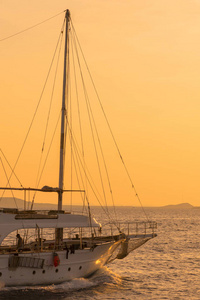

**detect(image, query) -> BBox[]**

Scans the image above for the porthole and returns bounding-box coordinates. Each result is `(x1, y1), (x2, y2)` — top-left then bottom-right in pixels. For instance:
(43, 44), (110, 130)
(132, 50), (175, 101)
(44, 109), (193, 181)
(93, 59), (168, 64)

(42, 270), (45, 274)
(55, 269), (59, 273)
(33, 271), (36, 275)
(79, 266), (82, 270)
(68, 267), (71, 271)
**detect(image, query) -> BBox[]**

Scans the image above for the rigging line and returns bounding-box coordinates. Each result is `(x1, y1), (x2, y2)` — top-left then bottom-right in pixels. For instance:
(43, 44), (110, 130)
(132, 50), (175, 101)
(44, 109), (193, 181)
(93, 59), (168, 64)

(0, 149), (23, 188)
(67, 62), (73, 211)
(35, 21), (65, 190)
(71, 24), (101, 213)
(67, 122), (99, 199)
(2, 22), (65, 201)
(31, 112), (61, 210)
(70, 29), (87, 212)
(67, 117), (99, 217)
(72, 143), (113, 224)
(71, 30), (84, 158)
(71, 29), (109, 215)
(0, 160), (27, 233)
(42, 22), (65, 153)
(68, 130), (87, 210)
(87, 199), (94, 237)
(70, 87), (76, 212)
(0, 11), (65, 42)
(84, 98), (119, 223)
(66, 107), (96, 216)
(67, 124), (104, 202)
(0, 157), (18, 208)
(63, 30), (71, 183)
(71, 20), (149, 221)
(70, 47), (119, 221)
(65, 102), (118, 226)
(84, 84), (109, 212)
(72, 52), (119, 221)
(71, 24), (113, 212)
(67, 122), (118, 227)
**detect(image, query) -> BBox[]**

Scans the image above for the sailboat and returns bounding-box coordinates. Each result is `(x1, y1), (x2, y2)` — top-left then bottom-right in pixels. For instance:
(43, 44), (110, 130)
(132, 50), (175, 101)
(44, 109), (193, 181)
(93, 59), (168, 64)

(0, 10), (157, 287)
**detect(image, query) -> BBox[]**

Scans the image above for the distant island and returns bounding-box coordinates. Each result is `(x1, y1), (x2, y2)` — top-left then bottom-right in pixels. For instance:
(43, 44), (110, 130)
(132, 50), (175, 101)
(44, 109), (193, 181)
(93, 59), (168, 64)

(160, 203), (194, 209)
(0, 198), (198, 210)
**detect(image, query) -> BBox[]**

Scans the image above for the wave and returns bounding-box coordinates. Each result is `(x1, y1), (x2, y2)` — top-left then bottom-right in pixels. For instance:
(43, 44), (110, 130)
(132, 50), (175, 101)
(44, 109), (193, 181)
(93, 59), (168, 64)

(0, 267), (122, 299)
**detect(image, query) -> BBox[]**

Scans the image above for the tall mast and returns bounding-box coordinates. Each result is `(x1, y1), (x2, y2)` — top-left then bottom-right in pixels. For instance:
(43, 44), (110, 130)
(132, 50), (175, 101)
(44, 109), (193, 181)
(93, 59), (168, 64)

(58, 10), (70, 210)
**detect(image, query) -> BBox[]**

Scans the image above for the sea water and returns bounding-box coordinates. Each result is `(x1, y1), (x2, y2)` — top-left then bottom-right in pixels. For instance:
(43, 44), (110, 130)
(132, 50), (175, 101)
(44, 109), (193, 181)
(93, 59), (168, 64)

(0, 207), (200, 300)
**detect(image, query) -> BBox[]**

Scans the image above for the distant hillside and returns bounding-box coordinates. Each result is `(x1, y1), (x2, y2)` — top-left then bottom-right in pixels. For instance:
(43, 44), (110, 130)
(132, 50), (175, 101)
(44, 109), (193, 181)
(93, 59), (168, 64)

(0, 198), (24, 209)
(161, 203), (194, 209)
(0, 197), (71, 211)
(0, 198), (196, 210)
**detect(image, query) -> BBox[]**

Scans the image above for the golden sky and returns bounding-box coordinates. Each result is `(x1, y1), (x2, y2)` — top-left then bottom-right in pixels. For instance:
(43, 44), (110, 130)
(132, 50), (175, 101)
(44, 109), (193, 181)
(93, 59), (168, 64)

(1, 0), (200, 207)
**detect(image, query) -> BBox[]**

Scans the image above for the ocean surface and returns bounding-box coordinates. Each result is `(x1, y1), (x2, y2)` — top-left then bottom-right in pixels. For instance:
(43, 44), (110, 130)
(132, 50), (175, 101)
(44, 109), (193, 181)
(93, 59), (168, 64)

(0, 207), (199, 300)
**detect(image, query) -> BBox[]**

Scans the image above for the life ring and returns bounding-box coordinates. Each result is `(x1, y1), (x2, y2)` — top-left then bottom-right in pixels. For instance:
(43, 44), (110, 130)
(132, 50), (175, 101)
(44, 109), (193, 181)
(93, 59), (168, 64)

(53, 252), (60, 267)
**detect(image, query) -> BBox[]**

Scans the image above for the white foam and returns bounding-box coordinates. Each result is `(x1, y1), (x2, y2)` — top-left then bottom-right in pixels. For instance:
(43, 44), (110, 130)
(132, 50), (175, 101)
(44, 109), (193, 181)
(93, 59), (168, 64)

(0, 277), (97, 292)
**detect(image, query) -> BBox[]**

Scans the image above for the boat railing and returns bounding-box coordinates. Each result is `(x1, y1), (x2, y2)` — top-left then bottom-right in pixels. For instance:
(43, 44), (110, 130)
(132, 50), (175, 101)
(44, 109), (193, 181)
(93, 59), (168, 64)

(101, 221), (157, 238)
(0, 221), (157, 254)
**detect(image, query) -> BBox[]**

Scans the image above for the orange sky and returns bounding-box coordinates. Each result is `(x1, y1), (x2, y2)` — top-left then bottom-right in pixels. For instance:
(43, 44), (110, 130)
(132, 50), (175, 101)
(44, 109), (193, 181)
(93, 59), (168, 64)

(1, 1), (200, 207)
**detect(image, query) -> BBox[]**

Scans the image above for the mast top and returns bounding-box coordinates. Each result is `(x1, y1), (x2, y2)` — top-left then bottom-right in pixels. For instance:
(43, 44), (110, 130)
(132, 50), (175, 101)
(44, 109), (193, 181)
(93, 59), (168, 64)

(65, 9), (70, 19)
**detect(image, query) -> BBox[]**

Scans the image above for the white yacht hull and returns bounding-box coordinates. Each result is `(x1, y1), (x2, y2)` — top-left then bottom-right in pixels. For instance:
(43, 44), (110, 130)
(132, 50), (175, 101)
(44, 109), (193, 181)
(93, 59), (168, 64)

(0, 241), (120, 287)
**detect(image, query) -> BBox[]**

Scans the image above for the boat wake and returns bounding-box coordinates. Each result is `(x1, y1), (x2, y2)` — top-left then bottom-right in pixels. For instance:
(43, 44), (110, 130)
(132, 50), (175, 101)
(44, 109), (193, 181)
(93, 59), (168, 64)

(0, 267), (122, 299)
